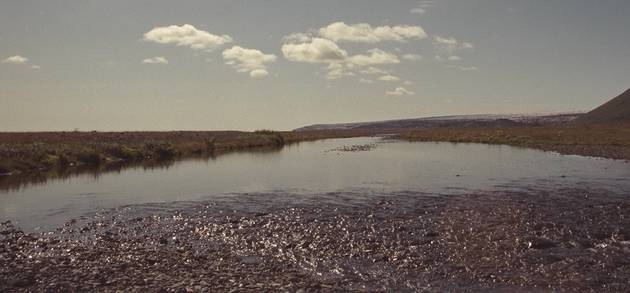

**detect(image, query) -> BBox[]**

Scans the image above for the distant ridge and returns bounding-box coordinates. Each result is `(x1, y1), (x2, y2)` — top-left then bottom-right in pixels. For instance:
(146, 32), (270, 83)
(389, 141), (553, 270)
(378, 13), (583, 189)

(574, 88), (630, 124)
(294, 113), (581, 131)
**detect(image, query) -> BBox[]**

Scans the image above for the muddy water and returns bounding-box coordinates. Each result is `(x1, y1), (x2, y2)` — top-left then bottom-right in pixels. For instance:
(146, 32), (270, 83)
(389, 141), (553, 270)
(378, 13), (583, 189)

(1, 137), (629, 231)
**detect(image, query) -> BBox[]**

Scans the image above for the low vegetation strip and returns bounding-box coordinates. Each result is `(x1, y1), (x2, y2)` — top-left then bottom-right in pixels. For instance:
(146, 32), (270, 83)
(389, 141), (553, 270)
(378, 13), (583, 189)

(0, 130), (375, 176)
(396, 124), (630, 161)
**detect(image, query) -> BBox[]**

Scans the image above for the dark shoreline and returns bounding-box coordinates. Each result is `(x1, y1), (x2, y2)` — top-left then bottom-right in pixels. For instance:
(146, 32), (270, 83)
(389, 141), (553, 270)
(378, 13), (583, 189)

(2, 188), (629, 292)
(0, 130), (378, 178)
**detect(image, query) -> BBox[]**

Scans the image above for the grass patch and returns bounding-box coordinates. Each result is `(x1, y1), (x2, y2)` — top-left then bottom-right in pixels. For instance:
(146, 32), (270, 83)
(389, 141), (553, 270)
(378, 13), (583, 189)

(396, 123), (630, 160)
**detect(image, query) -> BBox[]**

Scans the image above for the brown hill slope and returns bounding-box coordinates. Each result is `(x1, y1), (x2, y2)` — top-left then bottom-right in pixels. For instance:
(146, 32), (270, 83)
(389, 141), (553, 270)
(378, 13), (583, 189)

(574, 88), (630, 123)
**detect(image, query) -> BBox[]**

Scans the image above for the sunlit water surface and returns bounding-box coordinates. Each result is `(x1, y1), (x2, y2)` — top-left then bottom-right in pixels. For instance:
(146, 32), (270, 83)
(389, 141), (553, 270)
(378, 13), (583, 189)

(1, 137), (629, 231)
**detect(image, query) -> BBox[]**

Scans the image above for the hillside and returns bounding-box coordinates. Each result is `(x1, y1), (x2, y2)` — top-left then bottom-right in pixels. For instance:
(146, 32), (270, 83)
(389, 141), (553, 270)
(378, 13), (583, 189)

(574, 88), (630, 124)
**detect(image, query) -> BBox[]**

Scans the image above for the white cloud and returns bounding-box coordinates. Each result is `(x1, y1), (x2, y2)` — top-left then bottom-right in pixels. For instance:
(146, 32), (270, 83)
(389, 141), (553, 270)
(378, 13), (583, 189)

(446, 65), (479, 71)
(325, 62), (357, 80)
(359, 67), (389, 75)
(29, 65), (41, 70)
(378, 74), (400, 81)
(142, 56), (168, 64)
(402, 54), (423, 61)
(448, 55), (461, 61)
(434, 36), (458, 52)
(282, 24), (423, 81)
(460, 66), (479, 71)
(386, 87), (415, 96)
(143, 24), (232, 51)
(282, 33), (312, 44)
(326, 67), (355, 80)
(347, 49), (400, 66)
(249, 69), (269, 78)
(410, 8), (427, 15)
(411, 1), (436, 15)
(434, 36), (474, 53)
(359, 78), (373, 84)
(222, 46), (276, 77)
(282, 37), (348, 63)
(318, 22), (427, 43)
(2, 55), (29, 64)
(403, 80), (413, 85)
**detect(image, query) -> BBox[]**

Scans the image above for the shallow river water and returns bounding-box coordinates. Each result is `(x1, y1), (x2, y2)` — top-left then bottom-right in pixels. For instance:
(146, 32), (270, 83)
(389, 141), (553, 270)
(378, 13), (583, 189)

(1, 137), (629, 231)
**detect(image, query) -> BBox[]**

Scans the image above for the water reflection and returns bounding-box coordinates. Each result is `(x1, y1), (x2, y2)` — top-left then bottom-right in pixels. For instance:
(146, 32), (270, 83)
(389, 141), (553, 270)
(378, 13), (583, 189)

(0, 145), (285, 192)
(1, 137), (629, 231)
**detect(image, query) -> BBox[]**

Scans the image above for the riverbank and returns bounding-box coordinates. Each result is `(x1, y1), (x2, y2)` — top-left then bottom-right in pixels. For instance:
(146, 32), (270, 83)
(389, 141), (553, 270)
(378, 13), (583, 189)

(395, 123), (630, 161)
(2, 187), (629, 292)
(0, 130), (376, 177)
(3, 123), (629, 178)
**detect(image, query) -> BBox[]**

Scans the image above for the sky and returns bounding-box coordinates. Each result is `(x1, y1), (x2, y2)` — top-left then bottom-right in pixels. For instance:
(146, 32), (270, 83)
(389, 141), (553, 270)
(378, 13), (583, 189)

(1, 0), (629, 131)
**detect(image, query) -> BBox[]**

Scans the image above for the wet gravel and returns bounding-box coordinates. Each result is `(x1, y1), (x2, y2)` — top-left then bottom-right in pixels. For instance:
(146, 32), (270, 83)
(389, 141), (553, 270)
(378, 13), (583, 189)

(2, 188), (630, 292)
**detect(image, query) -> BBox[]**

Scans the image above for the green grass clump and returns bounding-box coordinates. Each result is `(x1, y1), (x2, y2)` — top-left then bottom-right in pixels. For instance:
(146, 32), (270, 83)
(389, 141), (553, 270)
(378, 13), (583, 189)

(254, 129), (278, 135)
(41, 154), (60, 167)
(108, 145), (142, 160)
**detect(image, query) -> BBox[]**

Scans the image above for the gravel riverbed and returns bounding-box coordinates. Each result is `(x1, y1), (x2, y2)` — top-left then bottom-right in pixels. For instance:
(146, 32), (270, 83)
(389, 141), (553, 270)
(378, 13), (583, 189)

(2, 188), (630, 292)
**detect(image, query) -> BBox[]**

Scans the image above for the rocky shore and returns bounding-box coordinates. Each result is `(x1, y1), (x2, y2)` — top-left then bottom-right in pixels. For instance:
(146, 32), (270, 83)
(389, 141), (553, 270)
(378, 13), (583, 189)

(2, 188), (630, 292)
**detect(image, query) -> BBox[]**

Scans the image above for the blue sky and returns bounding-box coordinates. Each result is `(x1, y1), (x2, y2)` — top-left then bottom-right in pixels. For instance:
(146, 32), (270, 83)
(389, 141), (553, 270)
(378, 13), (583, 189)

(1, 0), (629, 131)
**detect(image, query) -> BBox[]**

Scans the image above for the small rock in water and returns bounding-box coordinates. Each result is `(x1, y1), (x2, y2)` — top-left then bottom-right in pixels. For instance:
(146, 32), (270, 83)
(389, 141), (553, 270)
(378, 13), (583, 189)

(425, 231), (440, 237)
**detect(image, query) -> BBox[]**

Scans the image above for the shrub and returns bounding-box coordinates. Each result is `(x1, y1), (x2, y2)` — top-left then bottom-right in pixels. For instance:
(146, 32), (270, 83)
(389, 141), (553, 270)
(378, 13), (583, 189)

(0, 162), (11, 174)
(144, 142), (177, 159)
(77, 151), (103, 165)
(109, 145), (142, 160)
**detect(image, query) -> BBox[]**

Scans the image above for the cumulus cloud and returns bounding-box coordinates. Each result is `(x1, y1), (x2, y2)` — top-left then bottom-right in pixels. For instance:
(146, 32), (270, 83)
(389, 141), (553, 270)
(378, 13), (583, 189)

(142, 56), (168, 64)
(282, 33), (313, 44)
(222, 46), (276, 78)
(386, 87), (415, 96)
(325, 49), (400, 79)
(282, 38), (348, 64)
(378, 74), (400, 81)
(282, 21), (427, 81)
(347, 49), (400, 66)
(318, 22), (427, 43)
(326, 63), (356, 80)
(359, 78), (373, 84)
(2, 55), (29, 64)
(434, 36), (474, 53)
(143, 24), (232, 51)
(402, 54), (422, 61)
(448, 55), (461, 61)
